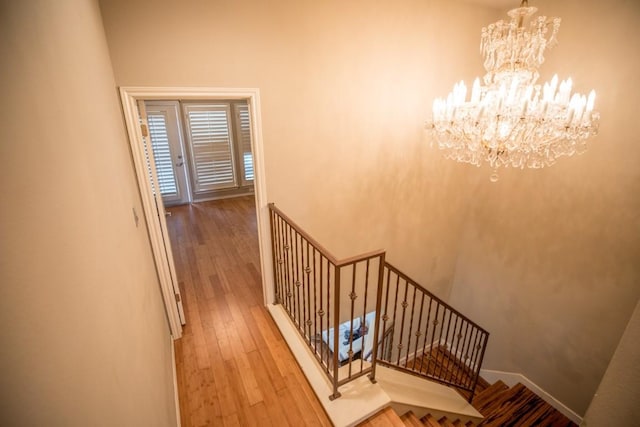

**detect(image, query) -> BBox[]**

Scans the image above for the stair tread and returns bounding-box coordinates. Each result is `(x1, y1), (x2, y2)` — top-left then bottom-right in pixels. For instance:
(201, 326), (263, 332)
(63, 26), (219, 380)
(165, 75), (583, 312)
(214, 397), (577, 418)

(419, 346), (488, 391)
(408, 351), (577, 427)
(476, 382), (577, 427)
(439, 416), (457, 427)
(358, 406), (405, 427)
(472, 380), (509, 410)
(475, 382), (528, 423)
(421, 414), (442, 427)
(400, 411), (424, 427)
(474, 382), (518, 415)
(479, 384), (545, 426)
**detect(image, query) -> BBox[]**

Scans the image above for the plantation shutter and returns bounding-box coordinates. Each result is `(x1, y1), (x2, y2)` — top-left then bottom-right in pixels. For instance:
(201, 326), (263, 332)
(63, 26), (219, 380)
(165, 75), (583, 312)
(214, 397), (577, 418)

(234, 103), (254, 184)
(146, 113), (179, 197)
(184, 104), (237, 193)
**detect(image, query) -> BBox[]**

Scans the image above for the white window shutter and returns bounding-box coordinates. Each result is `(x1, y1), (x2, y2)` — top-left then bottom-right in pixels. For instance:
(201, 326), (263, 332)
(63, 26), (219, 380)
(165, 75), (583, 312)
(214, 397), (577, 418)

(184, 104), (237, 193)
(147, 113), (179, 197)
(234, 103), (254, 184)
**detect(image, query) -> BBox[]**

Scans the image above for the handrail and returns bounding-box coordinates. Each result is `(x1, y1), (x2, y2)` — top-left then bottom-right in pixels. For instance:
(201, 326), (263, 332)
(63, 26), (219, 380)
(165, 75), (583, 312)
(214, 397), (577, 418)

(268, 203), (384, 267)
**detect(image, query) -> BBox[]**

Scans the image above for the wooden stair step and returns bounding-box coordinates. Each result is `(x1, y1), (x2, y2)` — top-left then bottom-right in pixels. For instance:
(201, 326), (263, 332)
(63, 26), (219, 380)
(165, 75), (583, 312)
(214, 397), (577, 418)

(358, 406), (405, 427)
(411, 346), (488, 400)
(481, 384), (545, 426)
(536, 409), (576, 427)
(421, 414), (442, 427)
(473, 381), (522, 416)
(471, 380), (509, 411)
(439, 416), (457, 427)
(400, 411), (424, 427)
(516, 401), (575, 427)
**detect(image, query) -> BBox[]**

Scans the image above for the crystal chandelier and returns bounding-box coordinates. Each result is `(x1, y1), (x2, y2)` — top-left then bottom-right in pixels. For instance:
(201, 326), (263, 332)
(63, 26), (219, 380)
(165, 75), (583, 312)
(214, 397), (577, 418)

(427, 0), (600, 182)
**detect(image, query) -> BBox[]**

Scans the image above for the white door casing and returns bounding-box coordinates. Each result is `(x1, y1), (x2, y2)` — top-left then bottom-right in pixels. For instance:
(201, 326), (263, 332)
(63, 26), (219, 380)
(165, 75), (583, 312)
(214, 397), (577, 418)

(120, 87), (273, 340)
(137, 100), (186, 328)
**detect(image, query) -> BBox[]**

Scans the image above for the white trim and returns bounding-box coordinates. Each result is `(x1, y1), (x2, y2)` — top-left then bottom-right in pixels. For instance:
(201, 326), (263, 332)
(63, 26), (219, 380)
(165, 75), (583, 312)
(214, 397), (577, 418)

(480, 369), (583, 425)
(171, 337), (182, 427)
(119, 87), (274, 340)
(120, 92), (183, 338)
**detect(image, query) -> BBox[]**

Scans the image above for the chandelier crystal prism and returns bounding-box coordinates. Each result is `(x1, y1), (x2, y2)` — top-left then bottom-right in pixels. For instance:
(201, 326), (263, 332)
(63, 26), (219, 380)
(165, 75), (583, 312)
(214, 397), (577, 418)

(427, 0), (600, 181)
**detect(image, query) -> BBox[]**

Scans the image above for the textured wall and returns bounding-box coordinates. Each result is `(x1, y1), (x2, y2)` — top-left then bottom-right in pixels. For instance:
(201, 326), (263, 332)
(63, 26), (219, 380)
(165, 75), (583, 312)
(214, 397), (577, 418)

(98, 0), (498, 300)
(582, 299), (640, 426)
(448, 0), (640, 416)
(0, 0), (177, 425)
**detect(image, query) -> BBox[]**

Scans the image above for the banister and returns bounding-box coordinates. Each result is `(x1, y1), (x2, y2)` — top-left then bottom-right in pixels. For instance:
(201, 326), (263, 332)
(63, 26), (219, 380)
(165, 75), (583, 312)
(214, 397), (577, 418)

(268, 202), (489, 402)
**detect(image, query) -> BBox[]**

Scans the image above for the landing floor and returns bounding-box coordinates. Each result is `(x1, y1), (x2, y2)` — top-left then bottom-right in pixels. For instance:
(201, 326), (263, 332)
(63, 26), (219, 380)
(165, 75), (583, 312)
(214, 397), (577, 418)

(167, 196), (331, 426)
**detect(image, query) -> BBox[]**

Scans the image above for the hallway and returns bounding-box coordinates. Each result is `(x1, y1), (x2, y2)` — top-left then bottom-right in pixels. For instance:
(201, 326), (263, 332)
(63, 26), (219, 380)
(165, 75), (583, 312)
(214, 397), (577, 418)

(166, 196), (331, 426)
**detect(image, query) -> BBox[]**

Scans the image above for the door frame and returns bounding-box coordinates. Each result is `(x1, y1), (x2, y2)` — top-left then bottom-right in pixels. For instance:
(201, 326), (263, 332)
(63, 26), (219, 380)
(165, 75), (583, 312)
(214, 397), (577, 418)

(119, 87), (273, 339)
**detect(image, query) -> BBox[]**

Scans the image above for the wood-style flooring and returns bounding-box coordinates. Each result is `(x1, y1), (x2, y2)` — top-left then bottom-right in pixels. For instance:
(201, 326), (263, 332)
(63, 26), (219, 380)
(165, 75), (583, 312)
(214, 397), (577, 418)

(167, 196), (331, 426)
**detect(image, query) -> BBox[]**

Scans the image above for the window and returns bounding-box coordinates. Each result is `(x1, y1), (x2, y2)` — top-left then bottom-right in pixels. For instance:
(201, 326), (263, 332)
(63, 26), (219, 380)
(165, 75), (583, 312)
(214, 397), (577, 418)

(234, 103), (254, 184)
(147, 112), (179, 197)
(182, 102), (253, 199)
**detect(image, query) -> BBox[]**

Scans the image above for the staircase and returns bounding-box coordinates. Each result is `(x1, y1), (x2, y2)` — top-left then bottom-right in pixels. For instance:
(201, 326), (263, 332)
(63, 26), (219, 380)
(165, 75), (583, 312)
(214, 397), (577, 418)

(359, 378), (577, 427)
(269, 205), (576, 426)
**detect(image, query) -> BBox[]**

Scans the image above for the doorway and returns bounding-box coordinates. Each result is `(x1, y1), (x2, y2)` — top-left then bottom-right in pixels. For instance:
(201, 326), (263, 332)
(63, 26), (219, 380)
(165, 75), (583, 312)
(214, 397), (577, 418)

(144, 100), (255, 206)
(120, 87), (274, 339)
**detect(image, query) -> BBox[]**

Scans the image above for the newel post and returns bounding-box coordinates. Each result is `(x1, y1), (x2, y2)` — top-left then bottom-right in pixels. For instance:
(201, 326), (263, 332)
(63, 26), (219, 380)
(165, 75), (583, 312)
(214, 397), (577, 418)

(368, 252), (386, 383)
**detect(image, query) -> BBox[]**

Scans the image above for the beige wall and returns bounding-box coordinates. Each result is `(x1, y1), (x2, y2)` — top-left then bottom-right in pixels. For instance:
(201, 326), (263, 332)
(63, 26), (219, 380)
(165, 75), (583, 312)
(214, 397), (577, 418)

(99, 0), (498, 300)
(582, 298), (640, 426)
(0, 0), (177, 425)
(448, 0), (640, 416)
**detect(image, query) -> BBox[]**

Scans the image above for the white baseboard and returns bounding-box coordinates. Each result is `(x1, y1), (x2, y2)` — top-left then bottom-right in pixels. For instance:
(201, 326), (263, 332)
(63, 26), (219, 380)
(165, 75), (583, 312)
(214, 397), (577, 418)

(480, 369), (582, 425)
(171, 337), (182, 427)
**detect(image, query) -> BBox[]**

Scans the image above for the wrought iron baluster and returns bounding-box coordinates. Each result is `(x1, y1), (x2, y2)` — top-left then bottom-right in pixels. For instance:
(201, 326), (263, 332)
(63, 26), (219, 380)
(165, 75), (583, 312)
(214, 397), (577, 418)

(467, 328), (480, 389)
(330, 264), (341, 400)
(424, 302), (440, 378)
(312, 247), (318, 355)
(360, 258), (370, 373)
(299, 235), (306, 336)
(396, 277), (409, 366)
(436, 309), (452, 380)
(445, 313), (460, 384)
(346, 264), (358, 379)
(380, 266), (392, 361)
(283, 220), (292, 317)
(405, 285), (418, 369)
(417, 296), (433, 373)
(411, 290), (426, 371)
(275, 214), (285, 305)
(305, 242), (312, 342)
(390, 272), (401, 365)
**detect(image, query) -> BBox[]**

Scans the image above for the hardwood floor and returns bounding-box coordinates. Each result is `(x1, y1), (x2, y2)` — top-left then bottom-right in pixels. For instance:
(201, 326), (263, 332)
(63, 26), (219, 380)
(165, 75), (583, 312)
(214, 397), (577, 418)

(166, 196), (331, 426)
